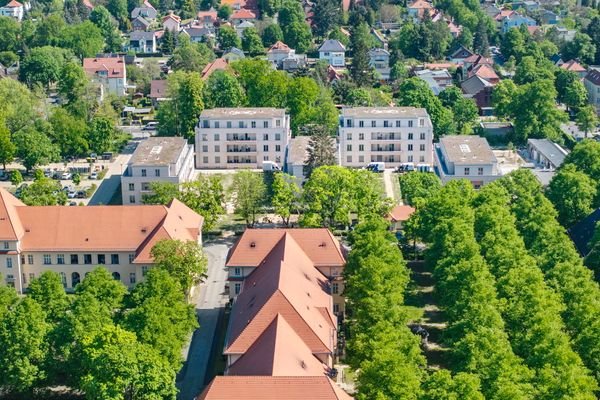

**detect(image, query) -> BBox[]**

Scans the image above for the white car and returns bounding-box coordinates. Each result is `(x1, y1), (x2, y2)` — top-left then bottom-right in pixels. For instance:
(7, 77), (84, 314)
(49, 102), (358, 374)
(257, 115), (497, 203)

(61, 172), (72, 180)
(89, 172), (98, 180)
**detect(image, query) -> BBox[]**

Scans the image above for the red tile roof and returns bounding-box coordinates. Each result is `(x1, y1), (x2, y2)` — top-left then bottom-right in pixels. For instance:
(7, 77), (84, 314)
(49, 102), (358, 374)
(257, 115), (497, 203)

(201, 58), (230, 80)
(150, 79), (168, 99)
(197, 376), (353, 400)
(83, 57), (126, 79)
(225, 233), (336, 356)
(408, 0), (433, 9)
(268, 41), (291, 52)
(162, 13), (181, 22)
(561, 59), (586, 73)
(226, 228), (345, 268)
(4, 0), (23, 7)
(470, 63), (499, 82)
(231, 8), (256, 19)
(197, 10), (217, 20)
(388, 205), (415, 222)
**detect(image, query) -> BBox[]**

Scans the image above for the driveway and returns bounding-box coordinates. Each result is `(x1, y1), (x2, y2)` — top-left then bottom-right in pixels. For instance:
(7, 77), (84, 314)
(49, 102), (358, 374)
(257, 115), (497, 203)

(88, 153), (132, 205)
(177, 240), (231, 400)
(382, 169), (396, 201)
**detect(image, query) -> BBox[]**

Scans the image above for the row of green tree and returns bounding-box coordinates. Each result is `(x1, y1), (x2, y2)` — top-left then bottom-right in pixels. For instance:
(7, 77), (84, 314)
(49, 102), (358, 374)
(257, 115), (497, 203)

(0, 238), (207, 398)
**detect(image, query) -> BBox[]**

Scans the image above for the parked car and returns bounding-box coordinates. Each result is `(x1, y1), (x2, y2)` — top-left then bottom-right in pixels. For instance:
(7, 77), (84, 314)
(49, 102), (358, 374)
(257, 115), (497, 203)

(365, 162), (385, 172)
(143, 122), (158, 131)
(76, 190), (86, 198)
(61, 172), (72, 180)
(89, 172), (98, 180)
(67, 191), (77, 199)
(69, 201), (77, 206)
(0, 171), (9, 181)
(44, 169), (54, 178)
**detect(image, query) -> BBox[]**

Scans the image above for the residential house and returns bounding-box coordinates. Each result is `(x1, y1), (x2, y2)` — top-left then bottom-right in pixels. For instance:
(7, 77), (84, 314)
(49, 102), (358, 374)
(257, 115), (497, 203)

(231, 9), (256, 25)
(83, 56), (128, 98)
(220, 0), (248, 10)
(540, 9), (560, 24)
(338, 107), (434, 168)
(131, 0), (157, 19)
(447, 20), (462, 38)
(526, 138), (568, 170)
(434, 135), (500, 187)
(149, 79), (169, 106)
(267, 41), (303, 69)
(584, 69), (600, 114)
(501, 12), (537, 33)
(448, 45), (475, 64)
(388, 205), (415, 231)
(0, 188), (202, 294)
(561, 59), (587, 78)
(369, 48), (391, 80)
(483, 4), (501, 18)
(318, 40), (346, 67)
(414, 69), (453, 95)
(195, 108), (291, 169)
(129, 31), (157, 53)
(223, 47), (245, 61)
(131, 16), (151, 31)
(461, 75), (494, 113)
(0, 0), (24, 21)
(407, 0), (434, 21)
(555, 26), (576, 42)
(225, 228), (346, 315)
(511, 0), (539, 12)
(200, 58), (230, 79)
(234, 20), (255, 38)
(281, 54), (307, 71)
(162, 13), (181, 31)
(469, 63), (499, 84)
(196, 9), (217, 27)
(285, 136), (311, 181)
(181, 26), (214, 43)
(121, 137), (195, 205)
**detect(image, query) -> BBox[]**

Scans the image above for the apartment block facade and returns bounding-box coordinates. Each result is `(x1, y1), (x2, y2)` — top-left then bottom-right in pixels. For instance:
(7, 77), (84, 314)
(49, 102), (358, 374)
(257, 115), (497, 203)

(338, 107), (434, 168)
(0, 189), (203, 293)
(121, 137), (195, 205)
(195, 108), (291, 169)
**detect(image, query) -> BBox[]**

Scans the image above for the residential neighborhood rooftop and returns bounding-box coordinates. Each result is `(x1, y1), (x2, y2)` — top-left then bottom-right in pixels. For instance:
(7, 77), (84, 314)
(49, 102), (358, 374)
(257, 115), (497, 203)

(129, 137), (189, 166)
(340, 106), (429, 118)
(200, 108), (287, 119)
(439, 135), (497, 165)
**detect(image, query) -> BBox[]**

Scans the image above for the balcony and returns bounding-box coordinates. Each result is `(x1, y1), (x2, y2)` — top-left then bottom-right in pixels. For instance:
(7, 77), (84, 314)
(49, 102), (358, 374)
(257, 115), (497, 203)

(371, 145), (398, 152)
(371, 133), (400, 140)
(226, 134), (256, 141)
(227, 157), (257, 164)
(227, 146), (257, 153)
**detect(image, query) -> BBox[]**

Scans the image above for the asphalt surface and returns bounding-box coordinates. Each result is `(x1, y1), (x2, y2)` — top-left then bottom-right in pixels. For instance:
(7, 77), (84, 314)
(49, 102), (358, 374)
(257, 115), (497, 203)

(177, 241), (231, 400)
(87, 152), (132, 205)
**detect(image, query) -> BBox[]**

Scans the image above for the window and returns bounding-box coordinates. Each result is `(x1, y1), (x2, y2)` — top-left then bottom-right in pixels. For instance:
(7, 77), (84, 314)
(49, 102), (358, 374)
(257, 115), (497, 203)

(227, 121), (232, 128)
(346, 155), (352, 163)
(20, 255), (25, 265)
(420, 132), (426, 140)
(263, 121), (269, 128)
(359, 144), (364, 151)
(239, 121), (244, 128)
(396, 120), (401, 127)
(43, 254), (51, 265)
(333, 303), (340, 314)
(203, 156), (209, 164)
(129, 273), (136, 284)
(263, 145), (269, 152)
(464, 167), (470, 175)
(419, 118), (425, 127)
(154, 169), (160, 177)
(478, 167), (484, 176)
(202, 120), (209, 128)
(71, 254), (78, 264)
(84, 254), (92, 265)
(57, 254), (65, 265)
(359, 155), (364, 163)
(420, 144), (425, 151)
(263, 134), (269, 140)
(408, 155), (413, 162)
(28, 273), (34, 282)
(141, 169), (146, 177)
(408, 120), (413, 127)
(141, 182), (150, 191)
(346, 119), (351, 127)
(215, 145), (220, 152)
(128, 183), (135, 191)
(408, 144), (413, 151)
(264, 155), (269, 161)
(6, 258), (12, 268)
(142, 266), (149, 276)
(111, 254), (119, 264)
(129, 195), (136, 203)
(202, 134), (208, 141)
(332, 282), (339, 294)
(275, 133), (281, 141)
(371, 120), (376, 127)
(275, 145), (281, 152)
(359, 133), (364, 140)
(251, 121), (256, 128)
(276, 119), (281, 127)
(3, 241), (8, 249)
(234, 267), (241, 276)
(359, 120), (364, 128)
(215, 156), (220, 163)
(28, 255), (34, 264)
(234, 283), (241, 295)
(346, 133), (352, 140)
(97, 254), (106, 264)
(347, 144), (352, 151)
(384, 120), (389, 127)
(214, 121), (220, 128)
(59, 272), (67, 288)
(408, 133), (413, 140)
(129, 254), (135, 263)
(202, 145), (208, 152)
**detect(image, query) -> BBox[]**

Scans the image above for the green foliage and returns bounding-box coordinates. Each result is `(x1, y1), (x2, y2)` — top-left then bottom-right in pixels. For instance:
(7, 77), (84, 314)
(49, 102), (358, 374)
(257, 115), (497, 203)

(438, 86), (478, 134)
(349, 23), (375, 86)
(217, 4), (232, 19)
(28, 272), (70, 323)
(75, 267), (127, 311)
(0, 118), (15, 169)
(0, 16), (20, 53)
(203, 70), (246, 108)
(168, 36), (214, 72)
(242, 27), (265, 55)
(13, 123), (60, 172)
(303, 124), (337, 176)
(421, 370), (484, 400)
(157, 71), (204, 139)
(48, 107), (89, 158)
(231, 59), (290, 108)
(561, 32), (596, 65)
(261, 23), (284, 47)
(19, 46), (71, 88)
(10, 170), (22, 186)
(60, 21), (105, 60)
(398, 172), (441, 206)
(231, 170), (266, 226)
(19, 178), (67, 206)
(218, 25), (241, 50)
(150, 239), (208, 298)
(576, 106), (598, 138)
(272, 172), (302, 226)
(546, 164), (597, 227)
(58, 61), (89, 107)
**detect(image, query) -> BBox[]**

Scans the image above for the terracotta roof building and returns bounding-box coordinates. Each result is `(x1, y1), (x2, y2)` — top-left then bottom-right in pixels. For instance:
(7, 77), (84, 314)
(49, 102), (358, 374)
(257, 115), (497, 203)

(83, 56), (128, 98)
(0, 188), (203, 293)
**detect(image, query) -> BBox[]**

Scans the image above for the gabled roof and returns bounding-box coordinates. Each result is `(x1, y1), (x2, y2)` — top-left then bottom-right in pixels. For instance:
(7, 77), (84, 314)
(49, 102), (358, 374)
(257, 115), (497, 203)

(236, 20), (254, 28)
(268, 41), (291, 52)
(495, 9), (515, 21)
(388, 205), (415, 222)
(150, 79), (168, 99)
(228, 314), (329, 376)
(132, 15), (151, 27)
(197, 9), (217, 20)
(197, 376), (353, 400)
(461, 74), (493, 94)
(131, 5), (157, 19)
(449, 45), (474, 59)
(130, 30), (155, 40)
(585, 69), (600, 86)
(226, 228), (345, 268)
(182, 26), (212, 37)
(225, 233), (336, 355)
(408, 0), (433, 9)
(162, 13), (181, 23)
(0, 189), (25, 241)
(224, 47), (245, 58)
(464, 54), (492, 65)
(83, 57), (126, 79)
(318, 39), (345, 53)
(368, 48), (389, 57)
(561, 59), (586, 73)
(3, 0), (23, 7)
(201, 58), (230, 79)
(568, 208), (600, 256)
(231, 8), (256, 19)
(470, 63), (499, 81)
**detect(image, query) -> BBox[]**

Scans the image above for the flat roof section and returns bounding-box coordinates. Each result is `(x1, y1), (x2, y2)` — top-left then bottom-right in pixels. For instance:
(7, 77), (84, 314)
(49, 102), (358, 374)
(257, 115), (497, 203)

(129, 137), (188, 166)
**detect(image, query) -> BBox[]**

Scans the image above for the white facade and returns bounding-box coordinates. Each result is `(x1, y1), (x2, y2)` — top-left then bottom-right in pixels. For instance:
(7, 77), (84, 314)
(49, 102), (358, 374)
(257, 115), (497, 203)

(338, 107), (434, 168)
(121, 137), (195, 205)
(319, 50), (345, 67)
(0, 1), (24, 21)
(195, 108), (291, 169)
(584, 70), (600, 115)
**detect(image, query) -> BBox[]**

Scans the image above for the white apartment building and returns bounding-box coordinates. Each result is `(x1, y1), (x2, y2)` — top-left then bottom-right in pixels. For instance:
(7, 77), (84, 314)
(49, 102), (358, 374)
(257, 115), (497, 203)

(195, 108), (291, 169)
(338, 107), (434, 168)
(122, 137), (195, 205)
(0, 188), (203, 294)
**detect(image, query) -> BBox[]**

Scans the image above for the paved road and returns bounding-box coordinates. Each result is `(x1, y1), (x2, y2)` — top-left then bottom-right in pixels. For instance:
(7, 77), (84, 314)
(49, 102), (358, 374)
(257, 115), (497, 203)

(177, 241), (231, 400)
(88, 153), (132, 205)
(382, 169), (396, 201)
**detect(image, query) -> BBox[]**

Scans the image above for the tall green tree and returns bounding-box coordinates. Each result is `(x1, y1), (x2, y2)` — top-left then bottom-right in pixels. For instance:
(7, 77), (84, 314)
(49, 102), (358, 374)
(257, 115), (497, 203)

(203, 70), (246, 108)
(261, 24), (284, 47)
(231, 170), (266, 226)
(88, 115), (115, 154)
(157, 71), (204, 139)
(27, 271), (70, 323)
(242, 27), (264, 55)
(48, 107), (89, 158)
(303, 125), (337, 177)
(60, 21), (105, 60)
(576, 106), (598, 139)
(19, 178), (67, 206)
(13, 123), (60, 172)
(19, 46), (71, 89)
(311, 0), (340, 37)
(0, 118), (15, 169)
(272, 172), (302, 226)
(546, 164), (597, 227)
(218, 25), (241, 50)
(349, 22), (374, 86)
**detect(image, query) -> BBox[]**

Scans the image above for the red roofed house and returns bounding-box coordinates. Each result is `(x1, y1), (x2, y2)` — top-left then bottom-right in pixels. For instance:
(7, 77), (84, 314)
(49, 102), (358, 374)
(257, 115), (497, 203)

(0, 188), (203, 294)
(149, 79), (169, 105)
(0, 0), (24, 20)
(561, 59), (587, 78)
(226, 228), (346, 315)
(267, 41), (294, 66)
(197, 9), (217, 26)
(231, 8), (256, 24)
(163, 13), (181, 31)
(469, 63), (499, 84)
(83, 56), (128, 98)
(201, 58), (230, 80)
(388, 204), (416, 230)
(408, 0), (435, 21)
